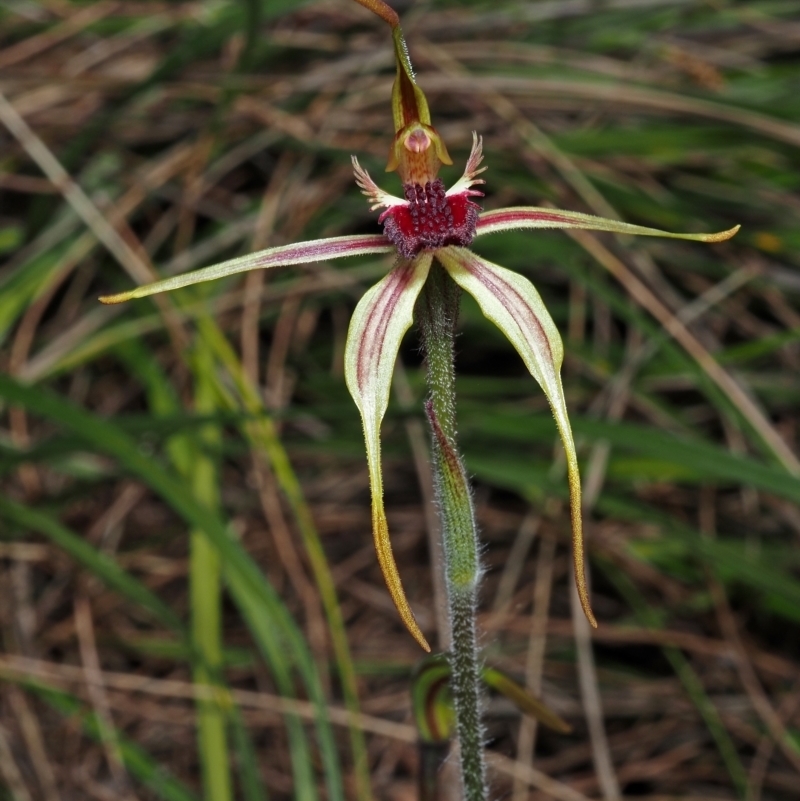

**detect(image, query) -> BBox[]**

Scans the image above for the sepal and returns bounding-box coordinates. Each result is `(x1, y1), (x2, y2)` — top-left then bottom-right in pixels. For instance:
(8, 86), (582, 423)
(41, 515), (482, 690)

(99, 235), (393, 304)
(344, 253), (434, 651)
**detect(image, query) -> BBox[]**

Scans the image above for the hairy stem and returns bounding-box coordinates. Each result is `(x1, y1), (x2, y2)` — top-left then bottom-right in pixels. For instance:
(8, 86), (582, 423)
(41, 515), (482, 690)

(417, 263), (486, 801)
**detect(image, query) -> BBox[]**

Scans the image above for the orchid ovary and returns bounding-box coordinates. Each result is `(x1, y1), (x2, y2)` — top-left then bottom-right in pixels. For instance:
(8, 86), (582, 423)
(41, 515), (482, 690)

(99, 0), (739, 652)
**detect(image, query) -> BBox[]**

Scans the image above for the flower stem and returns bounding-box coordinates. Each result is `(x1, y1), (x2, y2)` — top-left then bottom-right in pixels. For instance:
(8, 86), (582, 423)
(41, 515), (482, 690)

(417, 263), (487, 801)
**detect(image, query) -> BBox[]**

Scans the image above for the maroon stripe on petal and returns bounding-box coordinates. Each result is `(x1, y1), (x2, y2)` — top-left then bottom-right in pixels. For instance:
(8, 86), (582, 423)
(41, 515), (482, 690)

(476, 209), (575, 233)
(356, 262), (415, 394)
(457, 250), (556, 377)
(254, 234), (393, 268)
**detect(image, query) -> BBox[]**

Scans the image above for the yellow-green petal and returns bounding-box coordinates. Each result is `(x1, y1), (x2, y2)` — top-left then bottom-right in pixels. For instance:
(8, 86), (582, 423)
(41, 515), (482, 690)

(345, 254), (433, 651)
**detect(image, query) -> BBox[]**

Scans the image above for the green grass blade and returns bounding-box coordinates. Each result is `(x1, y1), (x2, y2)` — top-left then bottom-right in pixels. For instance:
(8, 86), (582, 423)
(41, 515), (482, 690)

(197, 314), (370, 801)
(190, 342), (232, 801)
(461, 407), (800, 505)
(24, 682), (200, 801)
(0, 372), (340, 799)
(601, 562), (748, 798)
(468, 455), (800, 623)
(116, 341), (329, 800)
(0, 496), (183, 633)
(230, 707), (270, 801)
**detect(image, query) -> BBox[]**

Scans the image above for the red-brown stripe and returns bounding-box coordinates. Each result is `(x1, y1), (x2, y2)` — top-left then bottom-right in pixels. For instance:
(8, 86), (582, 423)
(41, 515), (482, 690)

(356, 263), (415, 394)
(253, 234), (391, 269)
(476, 209), (575, 232)
(459, 251), (556, 376)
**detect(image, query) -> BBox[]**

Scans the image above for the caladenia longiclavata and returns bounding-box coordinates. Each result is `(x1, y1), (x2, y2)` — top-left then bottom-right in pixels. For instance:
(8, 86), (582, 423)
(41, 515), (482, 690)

(100, 0), (739, 796)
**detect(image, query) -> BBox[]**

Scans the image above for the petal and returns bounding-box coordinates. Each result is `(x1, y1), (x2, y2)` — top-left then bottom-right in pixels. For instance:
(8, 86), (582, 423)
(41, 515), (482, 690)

(345, 254), (433, 651)
(476, 207), (739, 243)
(352, 156), (406, 212)
(446, 131), (487, 198)
(99, 234), (393, 304)
(436, 246), (597, 628)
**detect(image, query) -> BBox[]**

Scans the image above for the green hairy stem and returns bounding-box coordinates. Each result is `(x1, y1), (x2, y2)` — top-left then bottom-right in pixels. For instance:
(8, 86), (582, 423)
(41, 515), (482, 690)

(417, 263), (487, 801)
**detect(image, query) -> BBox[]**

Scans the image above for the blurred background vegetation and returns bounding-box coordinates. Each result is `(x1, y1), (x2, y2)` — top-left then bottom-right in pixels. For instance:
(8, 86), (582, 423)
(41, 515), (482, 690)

(1, 0), (799, 799)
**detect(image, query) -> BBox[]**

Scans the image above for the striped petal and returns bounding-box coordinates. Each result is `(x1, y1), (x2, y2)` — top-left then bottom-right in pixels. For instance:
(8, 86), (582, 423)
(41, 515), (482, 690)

(345, 254), (433, 651)
(436, 246), (596, 628)
(476, 207), (739, 242)
(99, 234), (393, 304)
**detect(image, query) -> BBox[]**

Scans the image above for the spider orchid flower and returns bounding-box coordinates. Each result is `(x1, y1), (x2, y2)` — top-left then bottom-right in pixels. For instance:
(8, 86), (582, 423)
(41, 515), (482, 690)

(100, 0), (739, 654)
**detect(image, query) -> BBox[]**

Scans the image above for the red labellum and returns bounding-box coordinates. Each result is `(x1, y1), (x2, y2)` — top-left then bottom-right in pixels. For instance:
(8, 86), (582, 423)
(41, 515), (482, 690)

(382, 179), (481, 259)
